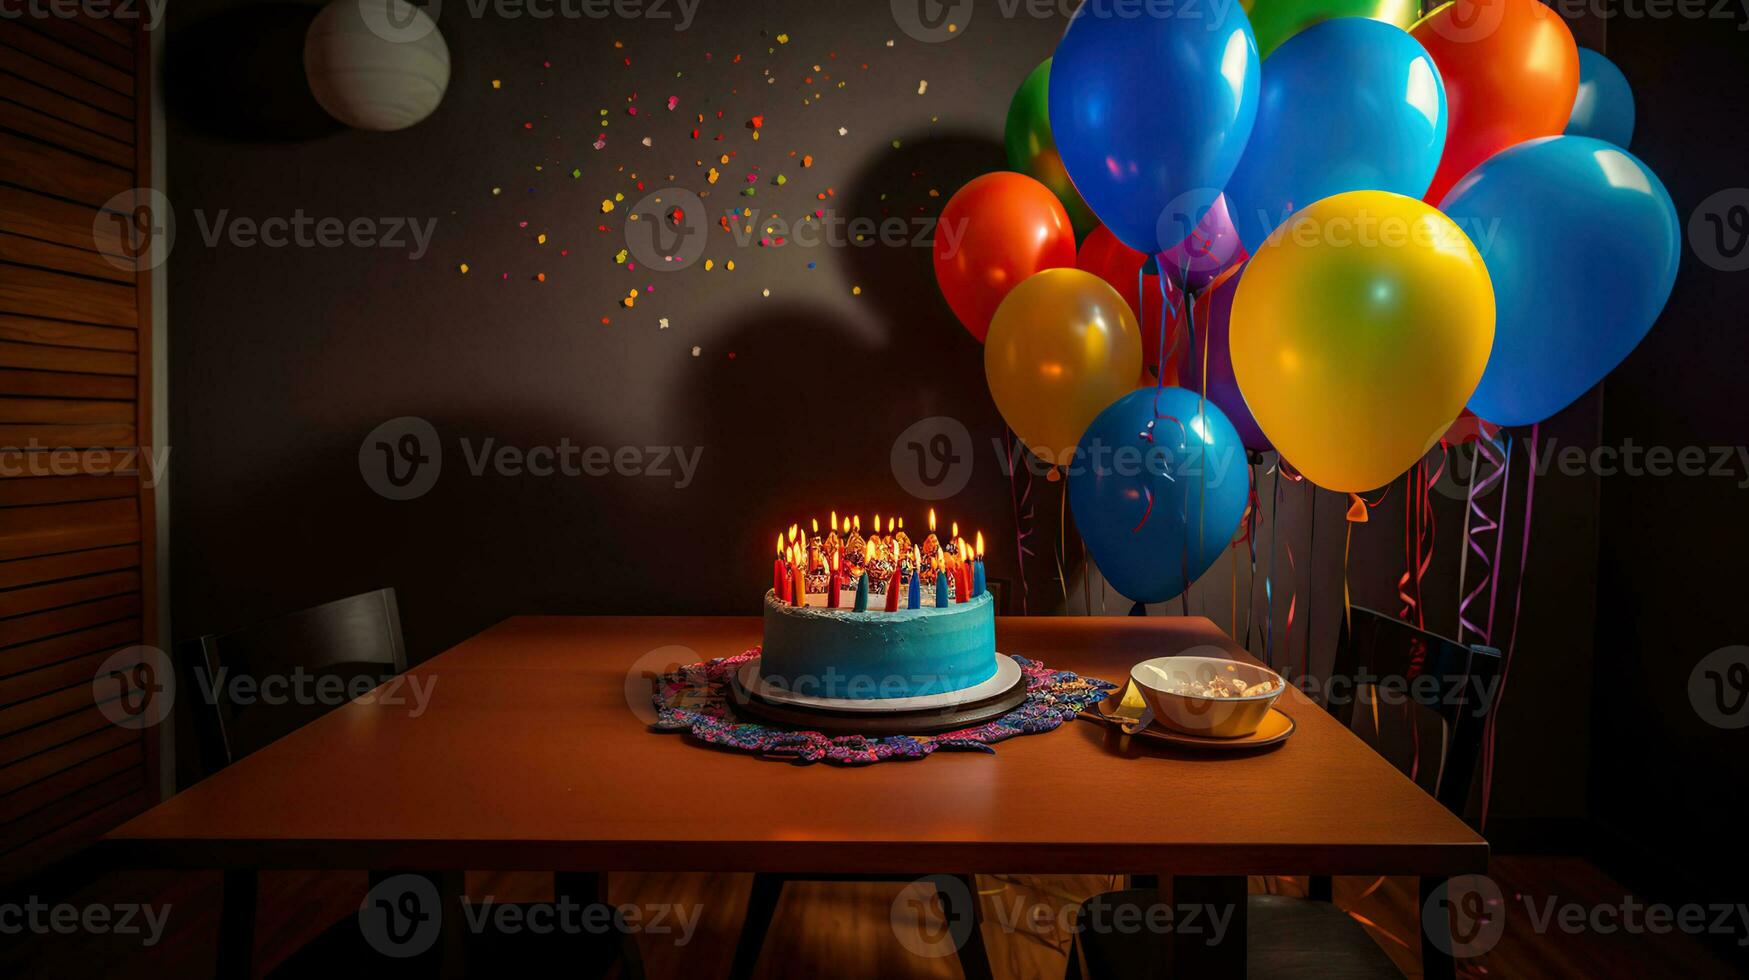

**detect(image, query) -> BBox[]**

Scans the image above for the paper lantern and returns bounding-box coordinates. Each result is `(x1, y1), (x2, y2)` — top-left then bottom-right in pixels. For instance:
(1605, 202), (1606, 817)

(304, 0), (449, 132)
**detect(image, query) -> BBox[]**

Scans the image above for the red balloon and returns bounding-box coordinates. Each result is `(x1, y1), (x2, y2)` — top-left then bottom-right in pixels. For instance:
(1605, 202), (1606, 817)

(933, 173), (1077, 342)
(1412, 0), (1580, 204)
(1442, 409), (1502, 446)
(1076, 224), (1186, 377)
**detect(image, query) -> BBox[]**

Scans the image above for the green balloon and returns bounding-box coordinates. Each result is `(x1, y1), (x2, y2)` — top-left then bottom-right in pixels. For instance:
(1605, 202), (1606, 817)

(1003, 59), (1097, 240)
(1243, 0), (1421, 59)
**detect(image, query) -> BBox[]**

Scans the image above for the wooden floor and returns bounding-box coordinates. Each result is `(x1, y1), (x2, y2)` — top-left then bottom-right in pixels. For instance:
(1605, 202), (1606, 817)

(1, 858), (1739, 978)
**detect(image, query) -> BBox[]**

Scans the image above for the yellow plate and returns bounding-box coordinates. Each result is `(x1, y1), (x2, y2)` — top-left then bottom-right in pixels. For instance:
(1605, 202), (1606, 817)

(1080, 686), (1296, 751)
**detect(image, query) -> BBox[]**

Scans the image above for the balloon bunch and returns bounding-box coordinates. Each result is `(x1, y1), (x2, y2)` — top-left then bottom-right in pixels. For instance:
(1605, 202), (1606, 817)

(933, 0), (1674, 607)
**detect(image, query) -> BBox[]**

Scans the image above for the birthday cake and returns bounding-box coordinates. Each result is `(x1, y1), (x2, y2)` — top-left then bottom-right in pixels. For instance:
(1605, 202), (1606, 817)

(761, 512), (997, 700)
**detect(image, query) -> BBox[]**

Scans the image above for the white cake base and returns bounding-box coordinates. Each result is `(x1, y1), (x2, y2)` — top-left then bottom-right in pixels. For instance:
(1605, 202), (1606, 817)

(735, 653), (1022, 713)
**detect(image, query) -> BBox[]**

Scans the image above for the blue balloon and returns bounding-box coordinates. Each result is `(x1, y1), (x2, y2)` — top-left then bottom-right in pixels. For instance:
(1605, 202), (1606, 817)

(1223, 18), (1446, 253)
(1069, 387), (1251, 605)
(1048, 3), (1260, 256)
(1440, 136), (1678, 426)
(1566, 47), (1635, 147)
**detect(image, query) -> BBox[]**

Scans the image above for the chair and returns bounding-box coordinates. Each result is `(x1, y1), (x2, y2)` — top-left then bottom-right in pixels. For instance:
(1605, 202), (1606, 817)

(184, 589), (639, 979)
(1066, 606), (1503, 980)
(732, 872), (992, 980)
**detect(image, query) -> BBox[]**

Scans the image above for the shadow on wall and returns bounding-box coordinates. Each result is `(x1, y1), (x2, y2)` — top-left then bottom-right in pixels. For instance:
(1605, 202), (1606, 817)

(164, 3), (341, 142)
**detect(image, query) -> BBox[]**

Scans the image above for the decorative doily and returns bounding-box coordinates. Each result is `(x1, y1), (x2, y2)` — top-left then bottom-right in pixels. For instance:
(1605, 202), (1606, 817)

(650, 648), (1118, 765)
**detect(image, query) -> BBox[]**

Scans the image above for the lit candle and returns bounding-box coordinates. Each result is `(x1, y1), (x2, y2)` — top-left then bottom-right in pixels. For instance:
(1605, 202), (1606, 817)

(973, 532), (986, 597)
(935, 556), (951, 607)
(828, 552), (841, 608)
(774, 534), (789, 603)
(854, 571), (869, 612)
(791, 546), (805, 606)
(884, 560), (902, 612)
(908, 546), (922, 609)
(955, 553), (970, 603)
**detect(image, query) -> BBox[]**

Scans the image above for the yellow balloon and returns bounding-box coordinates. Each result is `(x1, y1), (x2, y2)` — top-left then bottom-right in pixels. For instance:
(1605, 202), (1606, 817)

(1230, 191), (1495, 492)
(985, 268), (1142, 466)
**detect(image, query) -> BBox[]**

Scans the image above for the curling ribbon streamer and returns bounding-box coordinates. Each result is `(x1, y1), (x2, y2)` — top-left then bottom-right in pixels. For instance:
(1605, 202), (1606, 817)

(1456, 432), (1512, 644)
(1481, 424), (1540, 830)
(1004, 428), (1036, 614)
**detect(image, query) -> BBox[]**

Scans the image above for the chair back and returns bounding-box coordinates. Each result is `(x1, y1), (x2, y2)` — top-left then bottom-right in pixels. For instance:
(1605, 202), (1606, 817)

(1331, 606), (1503, 824)
(189, 588), (406, 772)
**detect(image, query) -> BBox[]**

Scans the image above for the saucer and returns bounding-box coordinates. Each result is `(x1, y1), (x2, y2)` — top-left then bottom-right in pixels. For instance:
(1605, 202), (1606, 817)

(1079, 685), (1296, 751)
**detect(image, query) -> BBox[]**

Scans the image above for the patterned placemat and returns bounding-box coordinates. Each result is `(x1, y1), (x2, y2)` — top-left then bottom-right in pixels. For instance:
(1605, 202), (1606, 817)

(650, 648), (1118, 765)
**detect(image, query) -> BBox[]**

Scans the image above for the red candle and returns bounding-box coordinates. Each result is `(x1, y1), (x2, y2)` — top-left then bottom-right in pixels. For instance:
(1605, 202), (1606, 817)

(955, 561), (970, 603)
(791, 558), (804, 606)
(774, 535), (789, 603)
(884, 566), (902, 612)
(827, 553), (841, 608)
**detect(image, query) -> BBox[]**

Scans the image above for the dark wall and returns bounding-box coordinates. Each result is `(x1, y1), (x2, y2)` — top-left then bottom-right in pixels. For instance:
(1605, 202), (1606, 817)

(166, 0), (1616, 831)
(1595, 11), (1749, 910)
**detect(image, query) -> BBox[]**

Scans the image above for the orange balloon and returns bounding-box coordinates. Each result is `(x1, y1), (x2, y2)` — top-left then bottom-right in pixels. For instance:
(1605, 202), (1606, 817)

(1412, 0), (1579, 204)
(934, 172), (1077, 342)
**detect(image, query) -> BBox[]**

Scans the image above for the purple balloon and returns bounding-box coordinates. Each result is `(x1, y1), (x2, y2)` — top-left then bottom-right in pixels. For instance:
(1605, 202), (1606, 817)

(1157, 193), (1246, 294)
(1189, 270), (1271, 453)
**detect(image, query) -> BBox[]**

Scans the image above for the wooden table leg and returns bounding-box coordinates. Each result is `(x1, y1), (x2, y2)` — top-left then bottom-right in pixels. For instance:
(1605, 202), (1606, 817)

(729, 872), (785, 980)
(555, 871), (647, 980)
(1160, 875), (1247, 979)
(216, 869), (256, 980)
(1420, 876), (1456, 980)
(944, 874), (993, 980)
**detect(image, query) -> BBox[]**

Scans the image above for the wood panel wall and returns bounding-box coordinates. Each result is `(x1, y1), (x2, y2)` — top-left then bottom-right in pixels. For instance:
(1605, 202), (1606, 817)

(0, 11), (158, 881)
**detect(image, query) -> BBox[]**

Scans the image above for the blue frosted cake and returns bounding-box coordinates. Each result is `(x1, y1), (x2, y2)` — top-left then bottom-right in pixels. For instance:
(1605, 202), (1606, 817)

(764, 512), (996, 700)
(760, 589), (997, 699)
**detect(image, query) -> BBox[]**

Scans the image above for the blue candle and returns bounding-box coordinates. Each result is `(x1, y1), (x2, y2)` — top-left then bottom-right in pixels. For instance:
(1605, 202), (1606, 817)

(853, 571), (869, 612)
(907, 566), (921, 609)
(935, 566), (951, 608)
(972, 559), (985, 598)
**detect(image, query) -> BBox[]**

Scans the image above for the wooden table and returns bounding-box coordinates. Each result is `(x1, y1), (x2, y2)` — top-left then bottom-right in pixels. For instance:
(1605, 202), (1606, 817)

(106, 616), (1487, 978)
